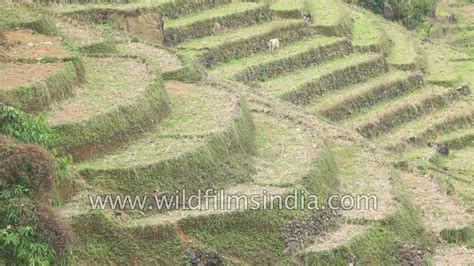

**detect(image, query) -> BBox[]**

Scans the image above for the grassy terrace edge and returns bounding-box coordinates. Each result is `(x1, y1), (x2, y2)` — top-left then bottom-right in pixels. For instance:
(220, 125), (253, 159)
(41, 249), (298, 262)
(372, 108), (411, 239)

(79, 97), (256, 194)
(0, 57), (85, 114)
(52, 55), (170, 162)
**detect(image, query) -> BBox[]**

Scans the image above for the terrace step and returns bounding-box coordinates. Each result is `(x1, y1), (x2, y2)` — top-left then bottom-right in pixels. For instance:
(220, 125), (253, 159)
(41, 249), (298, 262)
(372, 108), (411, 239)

(309, 71), (423, 122)
(117, 42), (183, 73)
(351, 7), (385, 53)
(346, 85), (463, 139)
(0, 30), (84, 113)
(0, 29), (71, 61)
(55, 17), (125, 50)
(401, 173), (473, 234)
(164, 2), (272, 46)
(209, 36), (352, 82)
(77, 81), (254, 194)
(434, 247), (474, 265)
(301, 223), (368, 254)
(47, 56), (168, 161)
(65, 112), (321, 220)
(384, 22), (418, 70)
(258, 53), (387, 105)
(178, 19), (317, 68)
(436, 127), (474, 150)
(374, 101), (474, 150)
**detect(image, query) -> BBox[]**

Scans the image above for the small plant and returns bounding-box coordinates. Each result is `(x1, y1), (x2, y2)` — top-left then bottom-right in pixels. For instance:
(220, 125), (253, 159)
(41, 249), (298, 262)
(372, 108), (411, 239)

(0, 185), (56, 265)
(0, 106), (52, 148)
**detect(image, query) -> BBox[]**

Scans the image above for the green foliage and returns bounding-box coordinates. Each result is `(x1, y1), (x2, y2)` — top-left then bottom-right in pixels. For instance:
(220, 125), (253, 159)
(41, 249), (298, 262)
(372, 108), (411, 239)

(441, 225), (474, 248)
(0, 105), (73, 188)
(353, 0), (439, 29)
(0, 106), (53, 148)
(0, 185), (56, 265)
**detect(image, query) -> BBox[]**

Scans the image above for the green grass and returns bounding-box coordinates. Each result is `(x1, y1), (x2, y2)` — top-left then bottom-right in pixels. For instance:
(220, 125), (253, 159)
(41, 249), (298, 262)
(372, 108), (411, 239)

(52, 0), (173, 13)
(308, 71), (411, 114)
(343, 85), (452, 127)
(271, 0), (304, 11)
(47, 57), (154, 125)
(351, 10), (383, 47)
(374, 99), (474, 148)
(259, 53), (381, 97)
(423, 43), (461, 86)
(436, 127), (474, 149)
(165, 2), (260, 28)
(0, 4), (38, 28)
(384, 22), (418, 68)
(252, 113), (318, 187)
(208, 36), (341, 79)
(177, 19), (301, 51)
(308, 0), (347, 27)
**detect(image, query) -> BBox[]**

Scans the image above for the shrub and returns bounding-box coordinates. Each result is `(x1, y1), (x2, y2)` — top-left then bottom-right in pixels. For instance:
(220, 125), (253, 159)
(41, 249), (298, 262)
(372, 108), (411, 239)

(0, 135), (56, 193)
(350, 0), (439, 29)
(0, 105), (53, 148)
(0, 185), (56, 265)
(34, 202), (74, 259)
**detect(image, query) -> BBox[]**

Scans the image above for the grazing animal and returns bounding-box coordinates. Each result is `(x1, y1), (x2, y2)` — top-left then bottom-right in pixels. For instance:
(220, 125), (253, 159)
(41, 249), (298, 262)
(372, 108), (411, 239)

(303, 12), (313, 23)
(268, 38), (280, 53)
(421, 38), (434, 45)
(213, 22), (224, 33)
(428, 142), (450, 156)
(456, 84), (471, 96)
(447, 14), (458, 24)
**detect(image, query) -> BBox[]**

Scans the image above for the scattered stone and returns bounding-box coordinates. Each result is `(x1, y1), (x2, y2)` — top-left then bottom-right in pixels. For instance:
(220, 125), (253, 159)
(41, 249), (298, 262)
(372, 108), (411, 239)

(281, 209), (340, 253)
(187, 249), (224, 266)
(396, 244), (424, 266)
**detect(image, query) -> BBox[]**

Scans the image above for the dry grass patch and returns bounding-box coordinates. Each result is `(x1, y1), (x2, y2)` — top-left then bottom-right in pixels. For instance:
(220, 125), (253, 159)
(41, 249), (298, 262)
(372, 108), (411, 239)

(47, 57), (153, 125)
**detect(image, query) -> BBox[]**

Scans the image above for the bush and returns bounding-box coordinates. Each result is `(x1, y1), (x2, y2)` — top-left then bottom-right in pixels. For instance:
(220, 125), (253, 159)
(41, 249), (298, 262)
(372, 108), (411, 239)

(350, 0), (439, 29)
(0, 135), (56, 193)
(0, 105), (53, 148)
(0, 185), (56, 265)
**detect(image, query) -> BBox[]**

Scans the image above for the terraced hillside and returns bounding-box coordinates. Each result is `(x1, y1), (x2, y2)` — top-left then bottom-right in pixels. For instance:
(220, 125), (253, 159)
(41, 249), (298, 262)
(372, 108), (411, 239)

(0, 0), (473, 264)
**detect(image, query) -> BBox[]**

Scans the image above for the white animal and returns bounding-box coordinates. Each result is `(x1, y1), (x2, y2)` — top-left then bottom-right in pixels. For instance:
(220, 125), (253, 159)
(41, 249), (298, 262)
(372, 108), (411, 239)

(268, 38), (280, 53)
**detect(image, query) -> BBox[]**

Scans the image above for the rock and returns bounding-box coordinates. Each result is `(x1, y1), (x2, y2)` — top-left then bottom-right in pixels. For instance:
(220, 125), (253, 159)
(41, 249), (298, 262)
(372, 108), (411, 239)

(396, 244), (424, 265)
(109, 9), (164, 44)
(186, 249), (224, 266)
(281, 209), (340, 253)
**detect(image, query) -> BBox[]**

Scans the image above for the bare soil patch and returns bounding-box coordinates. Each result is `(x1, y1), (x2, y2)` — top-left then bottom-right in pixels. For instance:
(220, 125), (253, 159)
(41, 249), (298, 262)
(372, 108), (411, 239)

(0, 30), (70, 60)
(0, 62), (65, 90)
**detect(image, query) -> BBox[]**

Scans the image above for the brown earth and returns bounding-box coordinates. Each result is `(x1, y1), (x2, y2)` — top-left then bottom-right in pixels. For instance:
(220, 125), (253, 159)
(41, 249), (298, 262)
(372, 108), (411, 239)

(0, 62), (65, 90)
(0, 30), (70, 61)
(109, 9), (164, 45)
